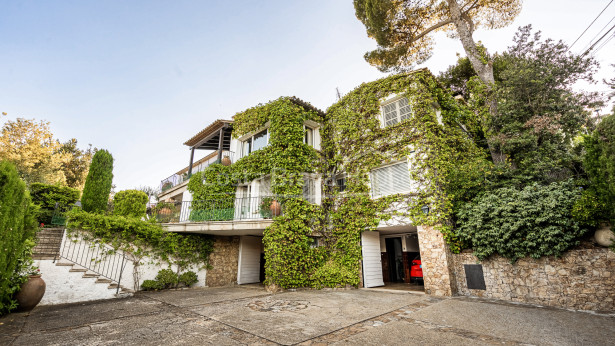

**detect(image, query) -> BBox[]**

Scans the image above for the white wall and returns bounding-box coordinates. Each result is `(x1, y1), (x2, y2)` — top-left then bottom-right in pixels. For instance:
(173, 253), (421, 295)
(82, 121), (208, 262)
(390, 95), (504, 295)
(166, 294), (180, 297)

(38, 232), (208, 305)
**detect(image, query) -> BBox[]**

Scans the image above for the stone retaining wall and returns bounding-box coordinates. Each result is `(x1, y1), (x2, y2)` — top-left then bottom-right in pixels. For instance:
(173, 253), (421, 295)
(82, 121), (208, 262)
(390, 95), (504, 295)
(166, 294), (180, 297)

(417, 225), (457, 296)
(206, 236), (240, 287)
(452, 248), (615, 311)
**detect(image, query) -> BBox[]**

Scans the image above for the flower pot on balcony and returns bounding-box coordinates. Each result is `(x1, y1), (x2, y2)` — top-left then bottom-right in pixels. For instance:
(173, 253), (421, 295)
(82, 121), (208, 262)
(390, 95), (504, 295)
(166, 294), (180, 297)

(270, 200), (281, 217)
(15, 275), (46, 312)
(221, 156), (231, 166)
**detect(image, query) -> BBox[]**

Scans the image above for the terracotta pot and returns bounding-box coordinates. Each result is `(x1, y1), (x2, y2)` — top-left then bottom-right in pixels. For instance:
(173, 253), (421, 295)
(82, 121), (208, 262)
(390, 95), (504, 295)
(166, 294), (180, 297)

(15, 275), (46, 311)
(221, 156), (231, 166)
(158, 207), (172, 216)
(269, 200), (281, 217)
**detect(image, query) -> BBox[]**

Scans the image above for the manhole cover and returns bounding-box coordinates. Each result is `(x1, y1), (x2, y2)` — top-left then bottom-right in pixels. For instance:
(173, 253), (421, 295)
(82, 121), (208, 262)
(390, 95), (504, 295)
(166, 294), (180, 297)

(247, 298), (309, 312)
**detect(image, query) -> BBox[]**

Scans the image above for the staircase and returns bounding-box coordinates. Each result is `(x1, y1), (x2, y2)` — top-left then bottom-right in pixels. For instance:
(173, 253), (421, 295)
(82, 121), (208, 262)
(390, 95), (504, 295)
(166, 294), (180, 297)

(32, 227), (64, 260)
(33, 228), (135, 305)
(53, 260), (134, 294)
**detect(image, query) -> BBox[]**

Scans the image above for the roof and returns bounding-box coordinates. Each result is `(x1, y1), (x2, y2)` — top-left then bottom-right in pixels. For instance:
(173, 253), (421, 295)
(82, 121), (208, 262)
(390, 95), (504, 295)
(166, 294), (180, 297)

(287, 96), (326, 117)
(183, 119), (233, 148)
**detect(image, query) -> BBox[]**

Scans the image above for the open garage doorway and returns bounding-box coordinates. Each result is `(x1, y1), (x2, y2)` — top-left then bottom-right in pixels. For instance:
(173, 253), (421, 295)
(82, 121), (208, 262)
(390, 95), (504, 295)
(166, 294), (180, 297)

(361, 229), (425, 293)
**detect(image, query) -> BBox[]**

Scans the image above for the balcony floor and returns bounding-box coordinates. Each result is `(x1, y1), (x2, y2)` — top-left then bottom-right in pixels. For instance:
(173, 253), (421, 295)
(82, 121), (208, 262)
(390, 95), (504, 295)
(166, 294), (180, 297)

(162, 219), (272, 236)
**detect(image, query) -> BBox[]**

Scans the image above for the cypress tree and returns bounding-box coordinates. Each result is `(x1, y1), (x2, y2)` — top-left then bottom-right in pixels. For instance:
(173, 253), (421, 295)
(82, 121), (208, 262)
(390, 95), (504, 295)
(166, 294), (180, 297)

(0, 161), (37, 314)
(81, 149), (114, 213)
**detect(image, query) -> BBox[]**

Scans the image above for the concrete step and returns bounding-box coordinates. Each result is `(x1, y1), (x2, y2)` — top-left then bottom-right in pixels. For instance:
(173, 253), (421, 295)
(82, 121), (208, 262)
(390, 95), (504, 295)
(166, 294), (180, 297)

(96, 278), (112, 284)
(55, 262), (74, 266)
(69, 268), (87, 273)
(83, 273), (100, 278)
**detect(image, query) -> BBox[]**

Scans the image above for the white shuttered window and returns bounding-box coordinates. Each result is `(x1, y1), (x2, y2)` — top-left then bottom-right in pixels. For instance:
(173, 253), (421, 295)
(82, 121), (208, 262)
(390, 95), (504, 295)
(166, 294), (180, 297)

(382, 97), (412, 127)
(371, 162), (412, 198)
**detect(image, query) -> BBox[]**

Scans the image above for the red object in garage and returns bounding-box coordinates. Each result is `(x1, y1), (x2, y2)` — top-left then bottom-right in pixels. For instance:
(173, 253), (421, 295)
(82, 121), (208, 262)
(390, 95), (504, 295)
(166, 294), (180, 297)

(410, 259), (423, 281)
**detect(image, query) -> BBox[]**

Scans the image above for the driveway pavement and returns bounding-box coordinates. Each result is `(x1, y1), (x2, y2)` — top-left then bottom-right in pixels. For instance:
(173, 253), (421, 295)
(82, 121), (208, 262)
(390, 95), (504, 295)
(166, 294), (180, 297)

(1, 286), (614, 345)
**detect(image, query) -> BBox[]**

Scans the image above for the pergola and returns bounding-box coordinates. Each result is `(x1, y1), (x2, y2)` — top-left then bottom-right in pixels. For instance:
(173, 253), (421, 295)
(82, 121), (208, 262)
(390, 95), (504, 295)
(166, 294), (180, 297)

(183, 119), (233, 177)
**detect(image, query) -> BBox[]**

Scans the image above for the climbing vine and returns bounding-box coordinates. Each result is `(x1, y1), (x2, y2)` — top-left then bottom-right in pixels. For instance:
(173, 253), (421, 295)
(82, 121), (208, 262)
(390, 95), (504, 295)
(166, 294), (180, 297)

(189, 74), (485, 288)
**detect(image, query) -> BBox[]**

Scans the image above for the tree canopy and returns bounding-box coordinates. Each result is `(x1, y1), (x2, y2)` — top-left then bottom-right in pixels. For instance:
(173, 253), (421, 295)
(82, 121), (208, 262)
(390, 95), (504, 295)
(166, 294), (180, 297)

(0, 118), (69, 186)
(354, 0), (521, 86)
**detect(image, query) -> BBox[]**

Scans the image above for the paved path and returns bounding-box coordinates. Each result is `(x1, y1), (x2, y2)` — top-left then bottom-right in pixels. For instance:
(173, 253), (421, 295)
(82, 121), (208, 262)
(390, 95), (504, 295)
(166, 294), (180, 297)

(1, 287), (614, 345)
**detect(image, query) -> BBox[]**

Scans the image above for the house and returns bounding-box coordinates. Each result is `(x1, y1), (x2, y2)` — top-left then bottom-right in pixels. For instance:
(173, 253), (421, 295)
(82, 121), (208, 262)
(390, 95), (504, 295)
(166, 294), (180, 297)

(157, 69), (467, 295)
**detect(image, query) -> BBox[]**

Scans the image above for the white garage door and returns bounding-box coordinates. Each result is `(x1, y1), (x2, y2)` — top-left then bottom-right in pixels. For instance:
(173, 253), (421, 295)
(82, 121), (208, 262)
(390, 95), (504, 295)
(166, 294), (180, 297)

(237, 236), (261, 284)
(361, 231), (384, 288)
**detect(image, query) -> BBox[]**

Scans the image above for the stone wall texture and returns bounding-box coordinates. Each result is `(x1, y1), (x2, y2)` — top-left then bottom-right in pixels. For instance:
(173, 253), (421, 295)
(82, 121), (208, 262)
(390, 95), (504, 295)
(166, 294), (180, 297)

(452, 248), (615, 311)
(417, 225), (457, 296)
(206, 236), (240, 287)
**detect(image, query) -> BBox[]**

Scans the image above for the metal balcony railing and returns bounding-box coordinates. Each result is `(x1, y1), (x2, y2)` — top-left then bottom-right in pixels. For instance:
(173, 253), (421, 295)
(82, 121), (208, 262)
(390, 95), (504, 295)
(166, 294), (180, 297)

(148, 195), (317, 223)
(160, 151), (235, 193)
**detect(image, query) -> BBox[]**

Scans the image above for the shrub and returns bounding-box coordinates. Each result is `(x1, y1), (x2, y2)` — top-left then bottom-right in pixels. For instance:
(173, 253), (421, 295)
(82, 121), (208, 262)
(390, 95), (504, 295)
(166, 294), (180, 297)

(583, 113), (615, 224)
(456, 181), (588, 262)
(81, 149), (114, 213)
(178, 271), (198, 286)
(113, 190), (148, 218)
(0, 161), (38, 315)
(29, 183), (80, 224)
(140, 279), (163, 291)
(155, 268), (178, 288)
(189, 208), (234, 221)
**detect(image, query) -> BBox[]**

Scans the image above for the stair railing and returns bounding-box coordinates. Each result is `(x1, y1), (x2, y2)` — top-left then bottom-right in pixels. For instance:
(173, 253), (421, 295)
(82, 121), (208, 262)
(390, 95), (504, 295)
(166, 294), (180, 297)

(56, 232), (129, 294)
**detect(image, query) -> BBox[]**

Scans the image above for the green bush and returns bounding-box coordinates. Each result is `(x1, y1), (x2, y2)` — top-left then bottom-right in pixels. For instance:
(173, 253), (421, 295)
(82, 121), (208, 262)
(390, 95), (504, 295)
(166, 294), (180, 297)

(456, 181), (588, 262)
(81, 149), (114, 214)
(0, 161), (38, 315)
(583, 113), (615, 225)
(29, 183), (80, 225)
(189, 208), (234, 221)
(155, 268), (178, 288)
(140, 279), (163, 291)
(178, 271), (198, 286)
(113, 190), (148, 218)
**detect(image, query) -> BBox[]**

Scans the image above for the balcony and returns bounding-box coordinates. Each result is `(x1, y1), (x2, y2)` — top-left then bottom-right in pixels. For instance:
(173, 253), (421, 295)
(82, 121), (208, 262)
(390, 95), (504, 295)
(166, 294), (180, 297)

(159, 151), (235, 193)
(148, 195), (316, 224)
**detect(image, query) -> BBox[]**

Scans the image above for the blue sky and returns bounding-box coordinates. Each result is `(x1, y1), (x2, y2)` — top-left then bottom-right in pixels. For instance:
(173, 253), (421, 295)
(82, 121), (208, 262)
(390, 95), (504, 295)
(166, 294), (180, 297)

(1, 0), (614, 191)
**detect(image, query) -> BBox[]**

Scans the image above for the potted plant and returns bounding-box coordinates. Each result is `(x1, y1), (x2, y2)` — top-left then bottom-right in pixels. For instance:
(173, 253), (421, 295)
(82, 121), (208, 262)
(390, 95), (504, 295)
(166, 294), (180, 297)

(14, 267), (46, 312)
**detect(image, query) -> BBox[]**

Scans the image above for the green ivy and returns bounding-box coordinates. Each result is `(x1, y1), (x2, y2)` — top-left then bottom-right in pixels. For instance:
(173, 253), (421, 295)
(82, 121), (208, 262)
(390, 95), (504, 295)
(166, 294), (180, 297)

(67, 208), (214, 271)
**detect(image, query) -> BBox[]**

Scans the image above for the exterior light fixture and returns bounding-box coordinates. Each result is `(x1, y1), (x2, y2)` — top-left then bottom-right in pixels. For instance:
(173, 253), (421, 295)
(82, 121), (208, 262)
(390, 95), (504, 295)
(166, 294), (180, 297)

(421, 205), (430, 215)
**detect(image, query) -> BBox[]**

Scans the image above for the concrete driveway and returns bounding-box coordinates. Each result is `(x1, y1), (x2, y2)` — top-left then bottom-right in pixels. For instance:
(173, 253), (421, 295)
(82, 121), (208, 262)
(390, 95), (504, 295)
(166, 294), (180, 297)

(1, 286), (614, 345)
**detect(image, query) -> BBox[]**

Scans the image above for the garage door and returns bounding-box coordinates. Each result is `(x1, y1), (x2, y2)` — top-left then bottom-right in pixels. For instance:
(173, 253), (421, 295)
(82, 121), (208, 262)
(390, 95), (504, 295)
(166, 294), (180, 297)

(237, 236), (261, 284)
(361, 231), (384, 288)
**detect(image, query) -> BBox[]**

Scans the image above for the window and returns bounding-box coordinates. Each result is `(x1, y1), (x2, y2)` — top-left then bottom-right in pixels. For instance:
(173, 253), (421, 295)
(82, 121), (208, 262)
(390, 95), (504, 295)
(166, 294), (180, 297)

(382, 97), (412, 127)
(304, 127), (313, 146)
(241, 129), (268, 157)
(303, 175), (316, 203)
(370, 161), (412, 198)
(336, 176), (346, 193)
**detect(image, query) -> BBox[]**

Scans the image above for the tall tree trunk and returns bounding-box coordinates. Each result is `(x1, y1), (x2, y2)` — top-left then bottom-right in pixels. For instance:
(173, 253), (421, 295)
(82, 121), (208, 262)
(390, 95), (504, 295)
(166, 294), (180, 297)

(446, 0), (504, 164)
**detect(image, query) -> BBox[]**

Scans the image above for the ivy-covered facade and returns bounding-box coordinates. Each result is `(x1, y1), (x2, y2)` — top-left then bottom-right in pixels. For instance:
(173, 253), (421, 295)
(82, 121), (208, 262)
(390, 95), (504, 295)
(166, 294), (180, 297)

(159, 69), (481, 295)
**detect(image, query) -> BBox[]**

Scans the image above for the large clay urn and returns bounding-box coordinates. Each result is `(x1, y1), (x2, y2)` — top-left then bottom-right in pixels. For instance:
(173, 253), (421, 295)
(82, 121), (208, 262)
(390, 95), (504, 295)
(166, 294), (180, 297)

(15, 275), (46, 311)
(221, 156), (232, 166)
(269, 200), (281, 217)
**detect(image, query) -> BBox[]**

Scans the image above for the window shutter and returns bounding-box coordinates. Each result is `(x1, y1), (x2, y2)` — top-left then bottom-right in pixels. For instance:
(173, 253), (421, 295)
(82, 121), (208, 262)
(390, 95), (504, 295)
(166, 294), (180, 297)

(371, 162), (412, 198)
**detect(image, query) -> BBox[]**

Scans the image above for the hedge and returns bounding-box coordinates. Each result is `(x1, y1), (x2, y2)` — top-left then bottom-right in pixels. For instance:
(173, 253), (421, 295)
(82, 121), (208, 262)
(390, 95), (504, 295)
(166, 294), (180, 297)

(113, 190), (148, 218)
(0, 161), (38, 315)
(29, 183), (80, 225)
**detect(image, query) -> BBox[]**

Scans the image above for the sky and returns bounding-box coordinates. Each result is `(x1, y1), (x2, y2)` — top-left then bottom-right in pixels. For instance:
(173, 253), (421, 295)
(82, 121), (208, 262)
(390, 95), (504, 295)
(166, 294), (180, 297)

(1, 0), (614, 192)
